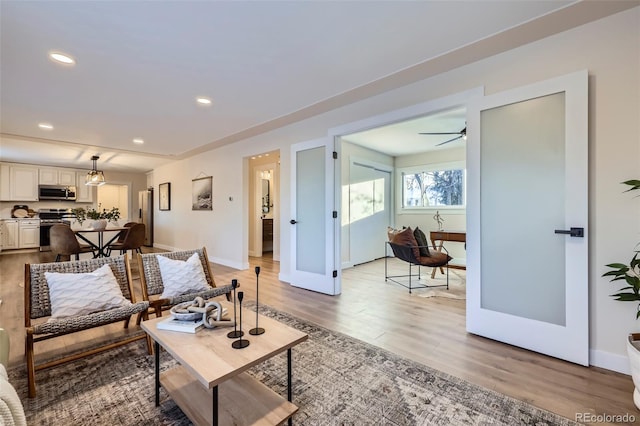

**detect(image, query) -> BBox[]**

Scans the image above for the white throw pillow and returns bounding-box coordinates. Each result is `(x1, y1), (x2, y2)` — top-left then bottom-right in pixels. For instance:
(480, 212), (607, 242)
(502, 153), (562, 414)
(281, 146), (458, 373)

(157, 252), (211, 298)
(45, 264), (131, 320)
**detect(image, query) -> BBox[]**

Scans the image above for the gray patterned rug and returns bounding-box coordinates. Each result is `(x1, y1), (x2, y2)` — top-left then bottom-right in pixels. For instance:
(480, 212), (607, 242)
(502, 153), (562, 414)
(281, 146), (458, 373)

(10, 304), (578, 425)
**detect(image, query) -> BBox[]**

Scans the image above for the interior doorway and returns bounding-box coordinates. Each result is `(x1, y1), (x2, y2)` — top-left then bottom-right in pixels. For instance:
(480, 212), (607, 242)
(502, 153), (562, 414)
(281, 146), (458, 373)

(248, 151), (280, 263)
(337, 103), (472, 268)
(97, 183), (130, 220)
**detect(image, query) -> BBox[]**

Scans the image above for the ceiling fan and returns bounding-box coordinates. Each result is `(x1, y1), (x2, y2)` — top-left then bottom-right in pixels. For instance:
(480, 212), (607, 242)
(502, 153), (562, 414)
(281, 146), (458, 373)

(419, 126), (466, 146)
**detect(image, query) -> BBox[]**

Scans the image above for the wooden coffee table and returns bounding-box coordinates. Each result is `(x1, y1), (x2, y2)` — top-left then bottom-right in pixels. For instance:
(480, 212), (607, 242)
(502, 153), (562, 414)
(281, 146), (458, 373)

(141, 302), (308, 426)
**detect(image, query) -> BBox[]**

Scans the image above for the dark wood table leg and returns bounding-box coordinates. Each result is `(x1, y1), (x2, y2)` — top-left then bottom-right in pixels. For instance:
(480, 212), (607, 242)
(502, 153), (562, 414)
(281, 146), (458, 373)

(154, 341), (160, 406)
(288, 348), (292, 426)
(213, 385), (218, 426)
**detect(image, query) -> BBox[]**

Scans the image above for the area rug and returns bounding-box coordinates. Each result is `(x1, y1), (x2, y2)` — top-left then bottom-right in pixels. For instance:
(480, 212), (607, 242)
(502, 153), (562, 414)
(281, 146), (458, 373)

(10, 304), (577, 425)
(413, 269), (466, 299)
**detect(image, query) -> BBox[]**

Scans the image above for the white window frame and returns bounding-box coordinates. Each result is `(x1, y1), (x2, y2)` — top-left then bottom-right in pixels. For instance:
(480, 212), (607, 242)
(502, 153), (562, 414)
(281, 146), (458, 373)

(397, 160), (466, 214)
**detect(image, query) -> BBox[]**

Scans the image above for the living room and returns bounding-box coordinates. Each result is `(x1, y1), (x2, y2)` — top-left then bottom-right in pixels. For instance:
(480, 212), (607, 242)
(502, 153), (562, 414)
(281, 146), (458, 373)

(1, 2), (639, 424)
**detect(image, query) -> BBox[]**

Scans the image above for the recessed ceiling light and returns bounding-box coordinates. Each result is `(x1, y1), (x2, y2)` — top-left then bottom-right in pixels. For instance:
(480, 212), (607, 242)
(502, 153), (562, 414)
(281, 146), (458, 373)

(196, 97), (212, 106)
(265, 153), (270, 157)
(133, 138), (144, 145)
(38, 123), (53, 130)
(49, 52), (75, 65)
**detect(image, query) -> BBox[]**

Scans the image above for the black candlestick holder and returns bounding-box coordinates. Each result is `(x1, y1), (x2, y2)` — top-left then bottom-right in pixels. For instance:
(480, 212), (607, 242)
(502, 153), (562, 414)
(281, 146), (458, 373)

(232, 291), (249, 349)
(227, 279), (244, 339)
(249, 266), (265, 336)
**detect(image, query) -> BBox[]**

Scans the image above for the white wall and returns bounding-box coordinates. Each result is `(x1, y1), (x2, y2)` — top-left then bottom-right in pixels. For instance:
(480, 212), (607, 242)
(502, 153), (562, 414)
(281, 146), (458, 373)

(340, 141), (394, 265)
(151, 8), (640, 371)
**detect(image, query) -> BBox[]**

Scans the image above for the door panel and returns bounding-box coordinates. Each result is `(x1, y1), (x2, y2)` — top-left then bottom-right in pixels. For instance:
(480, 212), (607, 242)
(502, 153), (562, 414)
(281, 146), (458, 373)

(467, 70), (589, 365)
(290, 138), (339, 295)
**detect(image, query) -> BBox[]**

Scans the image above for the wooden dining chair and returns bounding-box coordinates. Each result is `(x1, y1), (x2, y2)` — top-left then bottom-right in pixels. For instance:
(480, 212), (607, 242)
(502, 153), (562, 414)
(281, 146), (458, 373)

(49, 224), (96, 262)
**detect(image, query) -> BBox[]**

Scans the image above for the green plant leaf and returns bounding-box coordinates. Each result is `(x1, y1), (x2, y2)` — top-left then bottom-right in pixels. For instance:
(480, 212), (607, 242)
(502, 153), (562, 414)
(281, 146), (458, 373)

(604, 263), (630, 269)
(622, 179), (640, 191)
(611, 293), (640, 301)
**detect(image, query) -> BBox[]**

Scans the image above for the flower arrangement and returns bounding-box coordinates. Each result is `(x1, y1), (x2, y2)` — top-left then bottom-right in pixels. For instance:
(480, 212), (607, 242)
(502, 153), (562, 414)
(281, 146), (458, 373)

(71, 205), (120, 225)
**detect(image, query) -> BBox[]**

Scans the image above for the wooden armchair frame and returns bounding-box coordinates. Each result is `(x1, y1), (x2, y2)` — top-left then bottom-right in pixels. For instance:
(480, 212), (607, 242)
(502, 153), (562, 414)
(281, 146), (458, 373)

(136, 247), (234, 319)
(24, 255), (150, 398)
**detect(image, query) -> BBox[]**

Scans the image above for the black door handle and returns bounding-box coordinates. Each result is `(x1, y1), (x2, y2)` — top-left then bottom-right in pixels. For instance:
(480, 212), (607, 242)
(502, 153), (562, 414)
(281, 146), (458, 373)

(290, 219), (297, 225)
(554, 227), (584, 237)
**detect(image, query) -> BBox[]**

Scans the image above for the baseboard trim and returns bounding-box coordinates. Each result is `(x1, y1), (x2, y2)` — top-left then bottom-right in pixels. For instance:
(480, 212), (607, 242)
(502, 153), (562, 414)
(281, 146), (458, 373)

(210, 256), (248, 270)
(152, 243), (175, 251)
(590, 349), (630, 375)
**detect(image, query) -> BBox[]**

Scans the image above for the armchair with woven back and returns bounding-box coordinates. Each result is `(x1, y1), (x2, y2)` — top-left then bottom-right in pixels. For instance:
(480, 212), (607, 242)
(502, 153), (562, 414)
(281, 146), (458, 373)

(136, 247), (234, 319)
(24, 247), (234, 398)
(24, 255), (150, 397)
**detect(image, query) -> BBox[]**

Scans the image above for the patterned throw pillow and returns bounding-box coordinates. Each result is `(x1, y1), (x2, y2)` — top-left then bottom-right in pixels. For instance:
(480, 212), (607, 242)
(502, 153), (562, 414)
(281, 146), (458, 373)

(45, 264), (131, 319)
(413, 227), (431, 257)
(157, 252), (211, 298)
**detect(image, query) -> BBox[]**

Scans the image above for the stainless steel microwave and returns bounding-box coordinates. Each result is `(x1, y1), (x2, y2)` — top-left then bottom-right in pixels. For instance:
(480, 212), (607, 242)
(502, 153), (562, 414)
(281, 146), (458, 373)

(38, 185), (77, 201)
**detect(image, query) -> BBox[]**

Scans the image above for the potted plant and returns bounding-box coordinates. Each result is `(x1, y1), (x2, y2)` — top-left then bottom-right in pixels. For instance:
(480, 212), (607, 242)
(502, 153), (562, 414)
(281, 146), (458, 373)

(71, 205), (120, 230)
(602, 179), (640, 409)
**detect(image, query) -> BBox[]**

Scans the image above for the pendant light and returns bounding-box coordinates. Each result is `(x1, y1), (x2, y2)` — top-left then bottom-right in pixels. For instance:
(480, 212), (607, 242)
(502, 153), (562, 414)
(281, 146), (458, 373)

(85, 155), (106, 186)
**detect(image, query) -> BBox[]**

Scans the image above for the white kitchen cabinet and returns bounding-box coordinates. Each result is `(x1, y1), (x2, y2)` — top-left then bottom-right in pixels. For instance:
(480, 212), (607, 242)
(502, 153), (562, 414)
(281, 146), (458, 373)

(3, 220), (19, 249)
(0, 164), (10, 200)
(75, 172), (94, 202)
(0, 164), (39, 201)
(39, 168), (76, 186)
(12, 166), (39, 201)
(19, 220), (40, 248)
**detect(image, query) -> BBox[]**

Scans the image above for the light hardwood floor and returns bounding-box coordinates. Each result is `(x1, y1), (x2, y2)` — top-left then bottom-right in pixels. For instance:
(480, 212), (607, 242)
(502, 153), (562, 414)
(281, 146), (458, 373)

(0, 249), (636, 425)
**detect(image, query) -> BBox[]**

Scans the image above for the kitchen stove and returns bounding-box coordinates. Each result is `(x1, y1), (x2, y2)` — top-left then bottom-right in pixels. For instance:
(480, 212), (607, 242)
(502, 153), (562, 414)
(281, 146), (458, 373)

(38, 209), (74, 251)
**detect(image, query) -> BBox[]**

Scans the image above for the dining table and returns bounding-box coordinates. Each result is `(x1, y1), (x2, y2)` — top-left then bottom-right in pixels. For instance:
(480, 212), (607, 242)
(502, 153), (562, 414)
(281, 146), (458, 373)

(74, 227), (128, 258)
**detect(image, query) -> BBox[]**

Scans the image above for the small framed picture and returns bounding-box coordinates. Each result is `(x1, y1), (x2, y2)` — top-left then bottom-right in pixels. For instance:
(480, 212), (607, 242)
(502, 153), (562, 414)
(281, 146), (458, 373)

(159, 182), (171, 211)
(192, 176), (212, 210)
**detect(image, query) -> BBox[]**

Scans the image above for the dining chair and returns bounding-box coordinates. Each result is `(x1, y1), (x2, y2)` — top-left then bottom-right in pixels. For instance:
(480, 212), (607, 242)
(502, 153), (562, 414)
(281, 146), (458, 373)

(49, 224), (96, 262)
(106, 223), (145, 257)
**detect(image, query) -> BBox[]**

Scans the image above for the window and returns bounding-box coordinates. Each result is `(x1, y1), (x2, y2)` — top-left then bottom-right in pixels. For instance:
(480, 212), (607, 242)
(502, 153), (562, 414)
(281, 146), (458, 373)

(401, 163), (465, 209)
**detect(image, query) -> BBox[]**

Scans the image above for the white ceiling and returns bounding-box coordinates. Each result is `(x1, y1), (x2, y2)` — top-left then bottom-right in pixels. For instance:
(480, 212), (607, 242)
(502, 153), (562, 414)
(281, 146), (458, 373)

(342, 107), (467, 156)
(0, 1), (629, 172)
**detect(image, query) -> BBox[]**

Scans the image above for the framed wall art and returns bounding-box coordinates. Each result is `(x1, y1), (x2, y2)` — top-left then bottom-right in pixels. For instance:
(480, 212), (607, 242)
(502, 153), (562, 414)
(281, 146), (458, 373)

(159, 182), (171, 211)
(192, 176), (212, 210)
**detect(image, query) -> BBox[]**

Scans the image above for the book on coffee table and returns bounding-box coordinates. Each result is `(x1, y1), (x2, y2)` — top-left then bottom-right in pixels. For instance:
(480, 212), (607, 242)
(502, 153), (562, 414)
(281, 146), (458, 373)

(157, 316), (205, 334)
